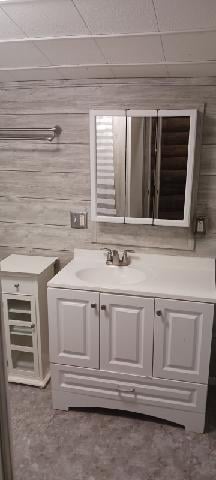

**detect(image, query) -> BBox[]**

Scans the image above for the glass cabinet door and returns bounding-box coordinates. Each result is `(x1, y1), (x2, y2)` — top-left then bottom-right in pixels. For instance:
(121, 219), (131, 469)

(154, 110), (197, 227)
(90, 110), (126, 223)
(125, 110), (157, 224)
(3, 294), (39, 377)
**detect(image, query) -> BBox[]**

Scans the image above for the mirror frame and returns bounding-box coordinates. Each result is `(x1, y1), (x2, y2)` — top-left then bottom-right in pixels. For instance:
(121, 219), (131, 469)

(90, 109), (197, 227)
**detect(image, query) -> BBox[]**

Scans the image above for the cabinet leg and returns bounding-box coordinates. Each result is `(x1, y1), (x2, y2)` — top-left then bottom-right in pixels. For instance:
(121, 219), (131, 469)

(185, 413), (206, 434)
(52, 390), (69, 411)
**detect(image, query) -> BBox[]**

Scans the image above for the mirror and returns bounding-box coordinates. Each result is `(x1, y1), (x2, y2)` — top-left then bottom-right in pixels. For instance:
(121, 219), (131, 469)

(90, 109), (197, 227)
(155, 115), (190, 222)
(126, 112), (157, 221)
(95, 113), (126, 220)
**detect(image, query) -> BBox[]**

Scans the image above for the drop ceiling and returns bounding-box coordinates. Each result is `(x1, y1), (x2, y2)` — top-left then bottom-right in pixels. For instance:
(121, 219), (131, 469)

(0, 0), (216, 81)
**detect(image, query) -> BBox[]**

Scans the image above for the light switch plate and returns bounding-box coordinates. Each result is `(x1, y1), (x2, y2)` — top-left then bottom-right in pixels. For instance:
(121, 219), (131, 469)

(70, 211), (88, 229)
(194, 216), (207, 235)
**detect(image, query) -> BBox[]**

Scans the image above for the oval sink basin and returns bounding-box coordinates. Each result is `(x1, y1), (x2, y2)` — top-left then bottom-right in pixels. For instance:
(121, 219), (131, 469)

(76, 266), (146, 286)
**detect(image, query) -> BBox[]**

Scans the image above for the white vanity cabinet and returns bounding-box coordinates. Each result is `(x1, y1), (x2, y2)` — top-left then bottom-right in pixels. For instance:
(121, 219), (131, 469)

(0, 254), (57, 387)
(100, 293), (154, 376)
(48, 288), (99, 369)
(48, 283), (214, 433)
(153, 298), (214, 384)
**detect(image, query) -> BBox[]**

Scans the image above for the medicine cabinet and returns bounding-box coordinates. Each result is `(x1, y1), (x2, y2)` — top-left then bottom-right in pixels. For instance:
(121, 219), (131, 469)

(90, 109), (197, 227)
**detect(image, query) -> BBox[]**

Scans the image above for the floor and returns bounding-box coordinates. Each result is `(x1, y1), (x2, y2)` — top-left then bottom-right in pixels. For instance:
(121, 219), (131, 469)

(8, 383), (216, 480)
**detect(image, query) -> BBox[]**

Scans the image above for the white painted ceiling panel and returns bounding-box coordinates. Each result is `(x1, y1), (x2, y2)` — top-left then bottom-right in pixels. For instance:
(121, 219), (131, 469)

(36, 37), (105, 65)
(0, 7), (24, 39)
(1, 0), (89, 37)
(0, 40), (50, 68)
(97, 35), (164, 64)
(154, 0), (216, 32)
(112, 63), (168, 77)
(166, 62), (216, 77)
(0, 0), (215, 79)
(74, 0), (158, 34)
(162, 31), (216, 62)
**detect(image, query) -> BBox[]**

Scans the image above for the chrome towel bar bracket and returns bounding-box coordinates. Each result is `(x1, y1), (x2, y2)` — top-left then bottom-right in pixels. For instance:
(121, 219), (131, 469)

(0, 125), (62, 142)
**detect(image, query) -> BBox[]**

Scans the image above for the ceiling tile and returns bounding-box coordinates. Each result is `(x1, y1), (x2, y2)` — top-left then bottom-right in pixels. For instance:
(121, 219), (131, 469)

(154, 0), (216, 32)
(8, 67), (65, 81)
(36, 37), (105, 65)
(74, 0), (158, 34)
(166, 62), (216, 77)
(0, 7), (25, 39)
(162, 31), (216, 62)
(112, 63), (168, 77)
(2, 0), (89, 38)
(0, 41), (50, 68)
(60, 65), (115, 79)
(97, 35), (164, 64)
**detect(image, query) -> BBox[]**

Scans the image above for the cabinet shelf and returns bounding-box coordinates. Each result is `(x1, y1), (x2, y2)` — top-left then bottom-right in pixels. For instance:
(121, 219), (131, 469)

(8, 308), (31, 315)
(11, 345), (33, 353)
(11, 351), (34, 372)
(9, 320), (33, 327)
(9, 325), (32, 336)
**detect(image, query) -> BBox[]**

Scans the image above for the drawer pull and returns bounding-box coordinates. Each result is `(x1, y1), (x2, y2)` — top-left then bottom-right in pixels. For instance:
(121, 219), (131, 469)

(14, 283), (20, 290)
(91, 303), (97, 309)
(117, 386), (135, 394)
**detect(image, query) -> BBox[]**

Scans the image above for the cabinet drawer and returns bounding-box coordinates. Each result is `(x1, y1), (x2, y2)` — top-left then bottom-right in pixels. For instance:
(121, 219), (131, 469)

(51, 364), (207, 413)
(1, 278), (36, 296)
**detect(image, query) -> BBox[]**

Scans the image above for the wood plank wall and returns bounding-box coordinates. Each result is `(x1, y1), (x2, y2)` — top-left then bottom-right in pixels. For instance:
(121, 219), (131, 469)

(0, 77), (216, 376)
(0, 77), (216, 265)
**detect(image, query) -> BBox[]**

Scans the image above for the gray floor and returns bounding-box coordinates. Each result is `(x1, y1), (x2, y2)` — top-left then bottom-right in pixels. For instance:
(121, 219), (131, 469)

(8, 383), (216, 480)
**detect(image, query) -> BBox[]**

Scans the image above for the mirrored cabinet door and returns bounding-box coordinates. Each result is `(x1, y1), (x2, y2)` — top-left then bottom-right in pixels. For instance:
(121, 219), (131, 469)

(154, 110), (197, 227)
(125, 110), (157, 224)
(90, 109), (197, 227)
(90, 110), (126, 223)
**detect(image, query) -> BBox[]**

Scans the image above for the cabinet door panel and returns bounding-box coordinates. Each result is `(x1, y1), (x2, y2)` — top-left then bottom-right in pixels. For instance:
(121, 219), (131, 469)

(48, 288), (99, 368)
(2, 293), (39, 378)
(153, 298), (214, 383)
(100, 293), (154, 376)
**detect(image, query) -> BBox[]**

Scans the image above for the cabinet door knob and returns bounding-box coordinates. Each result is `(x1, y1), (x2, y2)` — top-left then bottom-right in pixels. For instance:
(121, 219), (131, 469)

(14, 283), (19, 289)
(91, 303), (97, 309)
(101, 305), (106, 311)
(30, 324), (35, 329)
(156, 310), (162, 316)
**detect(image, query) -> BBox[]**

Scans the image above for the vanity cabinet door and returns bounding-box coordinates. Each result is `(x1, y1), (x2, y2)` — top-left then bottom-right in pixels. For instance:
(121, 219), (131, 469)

(48, 288), (99, 369)
(153, 298), (214, 384)
(100, 293), (154, 376)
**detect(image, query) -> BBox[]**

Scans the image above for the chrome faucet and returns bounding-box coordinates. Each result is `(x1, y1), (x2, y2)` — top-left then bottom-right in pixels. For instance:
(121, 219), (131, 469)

(102, 248), (134, 266)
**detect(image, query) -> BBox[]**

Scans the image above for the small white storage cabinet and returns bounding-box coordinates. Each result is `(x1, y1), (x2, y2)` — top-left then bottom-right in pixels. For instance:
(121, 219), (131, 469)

(0, 255), (57, 387)
(48, 287), (214, 433)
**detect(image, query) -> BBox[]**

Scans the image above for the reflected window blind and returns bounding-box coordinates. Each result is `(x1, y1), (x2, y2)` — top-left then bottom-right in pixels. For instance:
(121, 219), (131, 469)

(96, 116), (116, 216)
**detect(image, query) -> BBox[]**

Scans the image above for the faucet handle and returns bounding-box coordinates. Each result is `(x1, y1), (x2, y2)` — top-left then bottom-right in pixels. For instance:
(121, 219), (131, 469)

(120, 249), (134, 266)
(100, 247), (113, 264)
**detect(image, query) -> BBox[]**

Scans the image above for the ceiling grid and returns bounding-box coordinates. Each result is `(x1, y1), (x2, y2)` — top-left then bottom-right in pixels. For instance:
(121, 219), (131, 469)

(0, 0), (215, 81)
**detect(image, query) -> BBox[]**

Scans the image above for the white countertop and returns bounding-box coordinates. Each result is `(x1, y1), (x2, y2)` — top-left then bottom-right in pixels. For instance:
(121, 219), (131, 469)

(48, 249), (216, 303)
(0, 254), (58, 275)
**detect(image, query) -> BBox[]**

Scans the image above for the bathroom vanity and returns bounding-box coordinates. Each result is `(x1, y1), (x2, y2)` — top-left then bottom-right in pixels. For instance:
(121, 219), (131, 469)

(47, 249), (215, 433)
